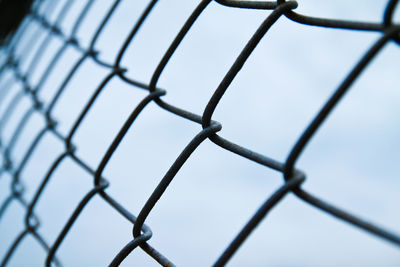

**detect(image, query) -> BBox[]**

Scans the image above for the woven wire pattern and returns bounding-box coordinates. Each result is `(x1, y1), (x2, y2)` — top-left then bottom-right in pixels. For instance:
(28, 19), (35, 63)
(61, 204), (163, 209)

(0, 0), (399, 266)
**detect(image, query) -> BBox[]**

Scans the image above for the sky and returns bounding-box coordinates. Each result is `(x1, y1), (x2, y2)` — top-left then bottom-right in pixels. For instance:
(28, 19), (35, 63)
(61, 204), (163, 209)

(0, 0), (399, 266)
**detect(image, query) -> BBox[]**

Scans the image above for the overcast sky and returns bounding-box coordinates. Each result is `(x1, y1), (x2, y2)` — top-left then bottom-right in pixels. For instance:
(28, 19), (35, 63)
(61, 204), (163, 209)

(0, 0), (400, 266)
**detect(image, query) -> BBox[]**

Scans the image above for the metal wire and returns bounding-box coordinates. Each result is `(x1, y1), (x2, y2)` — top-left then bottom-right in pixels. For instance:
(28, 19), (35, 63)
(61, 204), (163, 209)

(0, 0), (399, 266)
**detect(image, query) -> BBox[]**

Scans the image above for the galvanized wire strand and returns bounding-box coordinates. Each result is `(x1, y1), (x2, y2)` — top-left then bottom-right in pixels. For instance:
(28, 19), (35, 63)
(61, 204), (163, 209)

(0, 0), (399, 266)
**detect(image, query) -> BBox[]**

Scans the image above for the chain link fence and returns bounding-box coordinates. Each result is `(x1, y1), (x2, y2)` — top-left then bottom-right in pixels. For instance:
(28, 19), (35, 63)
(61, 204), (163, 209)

(0, 0), (399, 266)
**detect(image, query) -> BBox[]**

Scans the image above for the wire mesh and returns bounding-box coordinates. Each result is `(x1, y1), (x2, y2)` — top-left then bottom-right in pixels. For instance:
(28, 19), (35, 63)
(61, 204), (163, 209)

(0, 0), (399, 266)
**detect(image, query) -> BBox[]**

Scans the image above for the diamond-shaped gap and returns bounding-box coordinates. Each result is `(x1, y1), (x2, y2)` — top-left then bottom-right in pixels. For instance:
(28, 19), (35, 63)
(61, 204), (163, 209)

(36, 44), (81, 106)
(115, 0), (201, 84)
(25, 35), (65, 89)
(41, 0), (69, 26)
(8, 109), (45, 170)
(87, 0), (153, 65)
(132, 139), (283, 266)
(18, 130), (64, 202)
(73, 0), (120, 49)
(50, 57), (109, 136)
(97, 102), (200, 220)
(0, 81), (21, 119)
(0, 93), (32, 148)
(293, 41), (400, 232)
(206, 10), (380, 164)
(0, 70), (16, 99)
(4, 233), (49, 267)
(150, 1), (268, 117)
(71, 76), (149, 168)
(49, 196), (160, 267)
(13, 21), (48, 74)
(32, 156), (94, 245)
(56, 0), (93, 38)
